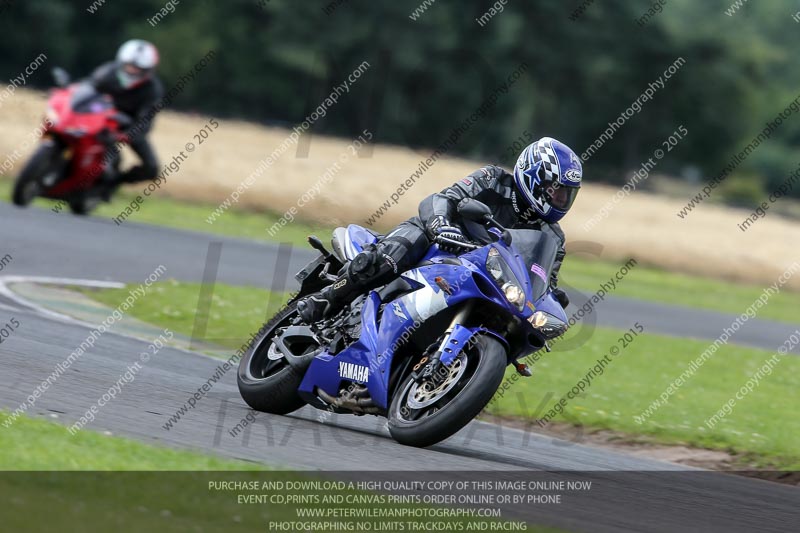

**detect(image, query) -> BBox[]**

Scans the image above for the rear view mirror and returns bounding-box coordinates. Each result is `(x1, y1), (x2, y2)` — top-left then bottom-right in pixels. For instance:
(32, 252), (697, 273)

(458, 198), (513, 244)
(52, 67), (70, 88)
(457, 198), (492, 222)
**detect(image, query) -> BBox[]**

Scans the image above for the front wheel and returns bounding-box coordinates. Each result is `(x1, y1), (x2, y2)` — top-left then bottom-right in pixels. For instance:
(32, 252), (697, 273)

(237, 302), (316, 415)
(68, 195), (101, 216)
(12, 142), (61, 207)
(388, 334), (507, 447)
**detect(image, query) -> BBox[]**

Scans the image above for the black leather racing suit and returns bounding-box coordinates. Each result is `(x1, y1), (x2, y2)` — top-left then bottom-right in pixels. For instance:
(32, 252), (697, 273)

(298, 165), (567, 321)
(415, 164), (566, 287)
(90, 62), (164, 182)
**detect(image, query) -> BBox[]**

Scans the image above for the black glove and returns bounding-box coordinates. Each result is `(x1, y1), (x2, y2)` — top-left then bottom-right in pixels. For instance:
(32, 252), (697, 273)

(426, 216), (470, 254)
(553, 288), (569, 308)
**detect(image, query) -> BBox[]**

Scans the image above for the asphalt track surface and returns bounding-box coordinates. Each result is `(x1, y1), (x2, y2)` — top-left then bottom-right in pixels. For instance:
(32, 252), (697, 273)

(0, 203), (797, 532)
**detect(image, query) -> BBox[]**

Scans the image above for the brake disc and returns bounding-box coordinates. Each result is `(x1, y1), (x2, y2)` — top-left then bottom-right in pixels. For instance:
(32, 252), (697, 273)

(406, 353), (467, 409)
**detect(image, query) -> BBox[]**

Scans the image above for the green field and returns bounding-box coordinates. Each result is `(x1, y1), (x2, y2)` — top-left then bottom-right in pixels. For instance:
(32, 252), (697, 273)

(81, 280), (800, 470)
(3, 177), (798, 323)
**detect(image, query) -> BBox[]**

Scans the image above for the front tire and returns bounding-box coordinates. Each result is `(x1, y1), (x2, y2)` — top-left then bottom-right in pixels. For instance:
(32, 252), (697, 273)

(237, 303), (313, 415)
(12, 142), (61, 207)
(68, 195), (101, 216)
(388, 335), (507, 447)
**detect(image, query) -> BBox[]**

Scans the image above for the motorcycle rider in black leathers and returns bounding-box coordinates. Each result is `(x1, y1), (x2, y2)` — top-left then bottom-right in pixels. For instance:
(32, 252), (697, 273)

(297, 137), (583, 323)
(90, 39), (163, 187)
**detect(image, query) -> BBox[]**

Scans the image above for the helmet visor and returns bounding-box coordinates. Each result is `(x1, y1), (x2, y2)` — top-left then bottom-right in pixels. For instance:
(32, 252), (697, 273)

(544, 182), (578, 211)
(122, 63), (147, 80)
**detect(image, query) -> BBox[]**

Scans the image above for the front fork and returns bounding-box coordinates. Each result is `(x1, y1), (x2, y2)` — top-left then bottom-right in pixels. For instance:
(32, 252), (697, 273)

(416, 302), (531, 380)
(417, 302), (473, 381)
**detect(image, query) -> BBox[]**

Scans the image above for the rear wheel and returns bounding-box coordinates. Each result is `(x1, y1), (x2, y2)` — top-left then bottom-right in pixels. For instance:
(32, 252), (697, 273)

(388, 335), (507, 448)
(237, 302), (317, 415)
(12, 142), (61, 207)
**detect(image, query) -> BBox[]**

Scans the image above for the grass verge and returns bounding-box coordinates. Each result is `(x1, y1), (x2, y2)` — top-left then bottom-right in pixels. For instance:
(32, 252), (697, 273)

(489, 326), (800, 470)
(3, 177), (799, 323)
(0, 413), (551, 531)
(78, 279), (292, 350)
(80, 281), (800, 470)
(0, 411), (262, 471)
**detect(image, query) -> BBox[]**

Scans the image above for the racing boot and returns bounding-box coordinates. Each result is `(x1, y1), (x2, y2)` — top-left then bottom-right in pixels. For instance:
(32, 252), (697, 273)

(99, 182), (119, 202)
(297, 276), (358, 323)
(119, 164), (151, 184)
(297, 245), (400, 324)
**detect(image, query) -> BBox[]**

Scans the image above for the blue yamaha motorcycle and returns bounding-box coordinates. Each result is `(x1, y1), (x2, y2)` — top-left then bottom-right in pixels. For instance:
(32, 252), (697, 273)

(237, 199), (568, 447)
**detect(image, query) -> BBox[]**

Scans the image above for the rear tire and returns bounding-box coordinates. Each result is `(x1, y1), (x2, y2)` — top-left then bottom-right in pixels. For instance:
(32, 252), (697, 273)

(12, 142), (60, 207)
(388, 335), (507, 448)
(237, 303), (312, 415)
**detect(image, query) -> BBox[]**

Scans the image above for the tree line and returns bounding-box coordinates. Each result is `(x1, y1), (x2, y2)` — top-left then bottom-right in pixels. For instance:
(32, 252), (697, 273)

(1, 0), (798, 202)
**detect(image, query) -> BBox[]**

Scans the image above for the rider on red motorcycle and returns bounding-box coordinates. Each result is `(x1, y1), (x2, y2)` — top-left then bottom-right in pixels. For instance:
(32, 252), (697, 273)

(90, 39), (163, 185)
(297, 137), (583, 323)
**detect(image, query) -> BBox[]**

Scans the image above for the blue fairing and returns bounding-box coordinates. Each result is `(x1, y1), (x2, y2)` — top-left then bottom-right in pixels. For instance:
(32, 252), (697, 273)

(298, 227), (564, 410)
(346, 224), (378, 255)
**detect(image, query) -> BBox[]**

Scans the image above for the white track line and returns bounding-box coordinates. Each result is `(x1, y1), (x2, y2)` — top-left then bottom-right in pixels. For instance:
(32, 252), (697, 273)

(0, 275), (226, 361)
(0, 275), (124, 328)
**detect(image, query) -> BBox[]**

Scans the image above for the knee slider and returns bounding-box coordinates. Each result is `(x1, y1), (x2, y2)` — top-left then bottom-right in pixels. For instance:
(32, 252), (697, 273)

(348, 250), (381, 283)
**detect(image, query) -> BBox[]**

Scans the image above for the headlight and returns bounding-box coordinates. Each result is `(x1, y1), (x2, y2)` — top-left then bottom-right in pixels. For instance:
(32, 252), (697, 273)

(486, 247), (526, 310)
(528, 311), (568, 338)
(502, 282), (524, 307)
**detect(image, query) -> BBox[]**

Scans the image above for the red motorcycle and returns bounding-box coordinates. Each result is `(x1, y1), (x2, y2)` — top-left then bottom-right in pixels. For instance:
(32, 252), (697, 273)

(12, 68), (130, 214)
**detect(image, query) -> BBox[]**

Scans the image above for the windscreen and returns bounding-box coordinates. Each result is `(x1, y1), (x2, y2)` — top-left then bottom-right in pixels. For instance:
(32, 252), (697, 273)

(70, 83), (113, 113)
(506, 228), (559, 301)
(462, 219), (495, 245)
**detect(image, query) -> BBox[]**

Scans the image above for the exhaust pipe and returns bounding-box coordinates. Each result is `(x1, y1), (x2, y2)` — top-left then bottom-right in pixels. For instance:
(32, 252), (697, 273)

(317, 387), (383, 415)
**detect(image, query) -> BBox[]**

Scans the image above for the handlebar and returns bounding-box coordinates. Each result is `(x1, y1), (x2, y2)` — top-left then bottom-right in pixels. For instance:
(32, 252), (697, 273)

(434, 235), (481, 251)
(111, 112), (133, 128)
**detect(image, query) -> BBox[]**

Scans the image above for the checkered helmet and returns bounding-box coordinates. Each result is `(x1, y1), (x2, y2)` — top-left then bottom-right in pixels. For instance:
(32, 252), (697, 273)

(513, 137), (582, 223)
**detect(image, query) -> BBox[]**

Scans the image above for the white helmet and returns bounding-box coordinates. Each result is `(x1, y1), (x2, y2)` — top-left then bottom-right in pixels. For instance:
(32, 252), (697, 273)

(116, 39), (159, 88)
